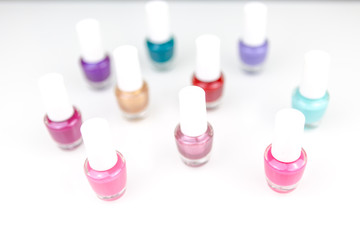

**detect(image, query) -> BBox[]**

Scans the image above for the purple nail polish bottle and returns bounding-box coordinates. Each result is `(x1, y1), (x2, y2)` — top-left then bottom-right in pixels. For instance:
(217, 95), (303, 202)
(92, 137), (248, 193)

(239, 2), (268, 73)
(76, 19), (112, 89)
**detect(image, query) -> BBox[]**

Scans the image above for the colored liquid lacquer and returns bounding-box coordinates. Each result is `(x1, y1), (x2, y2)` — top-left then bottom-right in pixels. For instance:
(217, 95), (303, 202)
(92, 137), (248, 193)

(81, 118), (127, 201)
(39, 73), (83, 150)
(76, 19), (111, 89)
(264, 108), (307, 193)
(292, 50), (331, 127)
(145, 0), (175, 69)
(192, 34), (224, 109)
(44, 107), (83, 150)
(239, 2), (268, 72)
(175, 86), (214, 167)
(113, 45), (149, 119)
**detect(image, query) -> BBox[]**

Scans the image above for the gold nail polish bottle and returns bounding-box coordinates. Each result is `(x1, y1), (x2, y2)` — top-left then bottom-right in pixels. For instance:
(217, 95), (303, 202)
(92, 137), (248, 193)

(113, 45), (149, 119)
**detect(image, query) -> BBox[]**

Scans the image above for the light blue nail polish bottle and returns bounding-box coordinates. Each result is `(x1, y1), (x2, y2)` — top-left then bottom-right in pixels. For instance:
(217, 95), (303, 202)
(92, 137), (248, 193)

(145, 0), (175, 70)
(292, 50), (331, 128)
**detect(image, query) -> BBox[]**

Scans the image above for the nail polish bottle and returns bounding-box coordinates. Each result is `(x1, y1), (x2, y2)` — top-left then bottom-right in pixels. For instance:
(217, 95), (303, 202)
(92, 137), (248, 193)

(239, 2), (268, 72)
(292, 50), (330, 128)
(264, 108), (307, 193)
(145, 0), (175, 70)
(81, 118), (127, 201)
(113, 45), (149, 119)
(76, 18), (111, 89)
(174, 86), (214, 167)
(38, 73), (83, 150)
(192, 34), (224, 109)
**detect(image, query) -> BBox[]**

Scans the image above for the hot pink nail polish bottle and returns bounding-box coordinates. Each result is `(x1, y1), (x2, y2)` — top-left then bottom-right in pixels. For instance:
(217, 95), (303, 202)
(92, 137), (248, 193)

(81, 118), (127, 201)
(38, 73), (83, 150)
(264, 108), (307, 193)
(174, 86), (214, 167)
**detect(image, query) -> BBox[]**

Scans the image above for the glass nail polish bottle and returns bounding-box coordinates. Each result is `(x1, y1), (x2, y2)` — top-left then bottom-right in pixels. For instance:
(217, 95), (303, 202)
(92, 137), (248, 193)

(238, 2), (268, 73)
(38, 73), (83, 150)
(175, 86), (214, 167)
(264, 108), (307, 193)
(113, 45), (149, 119)
(76, 18), (111, 89)
(192, 34), (224, 109)
(145, 0), (175, 70)
(292, 50), (331, 128)
(81, 118), (127, 201)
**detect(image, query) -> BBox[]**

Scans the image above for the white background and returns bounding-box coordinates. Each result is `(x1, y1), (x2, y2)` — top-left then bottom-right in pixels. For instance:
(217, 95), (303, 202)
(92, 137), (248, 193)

(0, 1), (359, 239)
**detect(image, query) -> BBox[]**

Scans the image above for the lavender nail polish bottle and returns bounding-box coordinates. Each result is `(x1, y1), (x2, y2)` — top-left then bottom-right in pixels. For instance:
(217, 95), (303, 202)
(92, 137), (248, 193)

(76, 19), (112, 89)
(238, 2), (268, 73)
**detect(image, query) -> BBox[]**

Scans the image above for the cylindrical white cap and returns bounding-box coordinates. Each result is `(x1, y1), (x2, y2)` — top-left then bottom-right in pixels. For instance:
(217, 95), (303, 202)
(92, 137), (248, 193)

(145, 0), (171, 43)
(271, 108), (305, 163)
(113, 45), (143, 92)
(195, 34), (221, 82)
(300, 50), (331, 99)
(81, 118), (118, 171)
(76, 18), (105, 63)
(243, 2), (267, 46)
(38, 73), (74, 122)
(179, 86), (208, 137)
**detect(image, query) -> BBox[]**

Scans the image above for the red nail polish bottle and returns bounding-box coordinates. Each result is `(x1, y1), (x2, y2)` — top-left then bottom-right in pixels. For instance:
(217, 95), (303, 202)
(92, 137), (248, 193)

(192, 34), (224, 109)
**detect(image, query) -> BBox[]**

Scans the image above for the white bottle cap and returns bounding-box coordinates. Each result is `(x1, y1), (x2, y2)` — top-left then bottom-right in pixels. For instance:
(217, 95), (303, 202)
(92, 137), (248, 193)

(271, 108), (305, 163)
(145, 0), (171, 43)
(179, 86), (208, 137)
(243, 2), (267, 47)
(195, 34), (221, 82)
(300, 50), (331, 99)
(81, 118), (118, 171)
(113, 45), (143, 92)
(38, 73), (74, 122)
(76, 18), (105, 63)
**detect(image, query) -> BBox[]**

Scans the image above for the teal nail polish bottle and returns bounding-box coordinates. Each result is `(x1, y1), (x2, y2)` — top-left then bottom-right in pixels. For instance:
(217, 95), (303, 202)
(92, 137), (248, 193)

(145, 1), (175, 70)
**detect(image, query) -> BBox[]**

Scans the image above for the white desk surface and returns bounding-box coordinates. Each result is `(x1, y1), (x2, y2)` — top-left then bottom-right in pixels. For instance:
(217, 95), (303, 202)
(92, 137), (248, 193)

(0, 1), (359, 239)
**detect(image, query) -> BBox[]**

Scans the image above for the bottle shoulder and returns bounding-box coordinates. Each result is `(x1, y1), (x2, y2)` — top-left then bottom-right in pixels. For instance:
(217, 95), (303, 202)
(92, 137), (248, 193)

(84, 151), (126, 180)
(175, 123), (213, 144)
(44, 107), (82, 129)
(264, 144), (307, 172)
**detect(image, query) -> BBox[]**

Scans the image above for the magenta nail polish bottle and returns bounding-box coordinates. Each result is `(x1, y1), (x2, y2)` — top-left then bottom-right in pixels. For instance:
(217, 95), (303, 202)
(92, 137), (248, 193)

(264, 108), (307, 193)
(174, 86), (214, 167)
(81, 118), (127, 201)
(76, 19), (111, 89)
(239, 2), (268, 73)
(39, 73), (83, 150)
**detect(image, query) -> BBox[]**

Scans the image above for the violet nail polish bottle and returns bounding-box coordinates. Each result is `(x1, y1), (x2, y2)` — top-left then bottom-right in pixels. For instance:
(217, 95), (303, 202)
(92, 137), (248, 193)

(264, 109), (307, 193)
(76, 19), (111, 89)
(38, 73), (83, 150)
(175, 86), (214, 167)
(239, 2), (268, 73)
(192, 34), (224, 109)
(292, 50), (331, 128)
(81, 118), (127, 201)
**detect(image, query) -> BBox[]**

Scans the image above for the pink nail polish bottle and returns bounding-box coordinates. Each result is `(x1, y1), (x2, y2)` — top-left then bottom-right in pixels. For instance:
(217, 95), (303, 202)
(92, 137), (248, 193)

(264, 108), (307, 193)
(81, 118), (127, 201)
(174, 86), (214, 167)
(38, 73), (83, 150)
